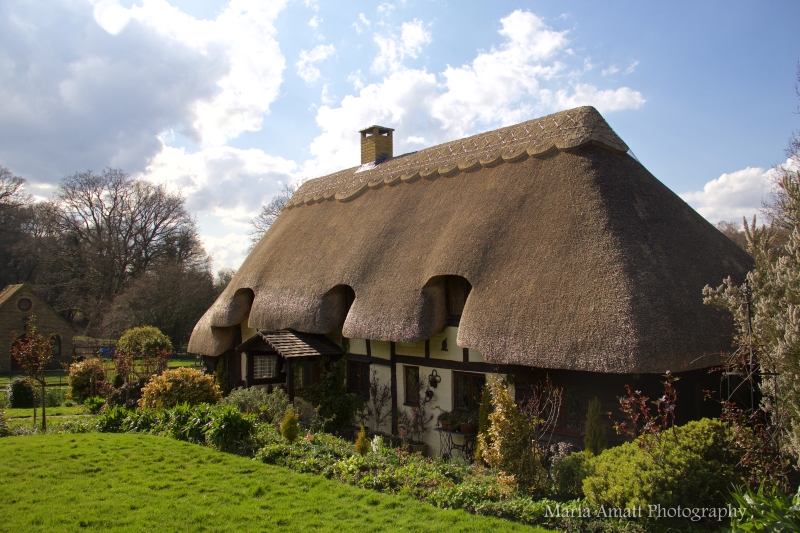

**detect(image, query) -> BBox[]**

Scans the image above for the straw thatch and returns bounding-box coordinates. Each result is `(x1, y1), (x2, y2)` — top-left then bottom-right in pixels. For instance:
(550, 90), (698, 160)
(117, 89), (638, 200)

(188, 106), (752, 373)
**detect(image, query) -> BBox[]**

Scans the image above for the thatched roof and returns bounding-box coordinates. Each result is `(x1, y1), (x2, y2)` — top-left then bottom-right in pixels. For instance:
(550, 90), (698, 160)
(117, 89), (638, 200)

(188, 106), (752, 373)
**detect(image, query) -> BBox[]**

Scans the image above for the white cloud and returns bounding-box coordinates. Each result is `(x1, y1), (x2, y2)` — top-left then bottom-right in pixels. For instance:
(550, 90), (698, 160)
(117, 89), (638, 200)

(625, 60), (639, 74)
(93, 0), (132, 35)
(296, 44), (336, 83)
(549, 83), (645, 112)
(681, 158), (800, 224)
(309, 15), (321, 28)
(353, 13), (370, 33)
(372, 19), (431, 73)
(306, 9), (646, 177)
(130, 0), (287, 147)
(602, 65), (619, 76)
(680, 167), (772, 223)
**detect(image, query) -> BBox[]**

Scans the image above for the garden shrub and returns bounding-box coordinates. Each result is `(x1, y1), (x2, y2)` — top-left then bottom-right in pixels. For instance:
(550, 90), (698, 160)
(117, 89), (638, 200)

(117, 326), (173, 360)
(222, 386), (289, 424)
(297, 358), (363, 430)
(583, 417), (742, 510)
(45, 388), (64, 407)
(479, 375), (546, 490)
(583, 396), (607, 456)
(7, 378), (35, 408)
(355, 426), (370, 456)
(214, 355), (229, 395)
(281, 408), (300, 443)
(139, 367), (221, 409)
(204, 404), (256, 452)
(475, 382), (492, 461)
(84, 396), (106, 414)
(105, 377), (148, 410)
(68, 358), (107, 402)
(0, 411), (9, 437)
(549, 450), (591, 501)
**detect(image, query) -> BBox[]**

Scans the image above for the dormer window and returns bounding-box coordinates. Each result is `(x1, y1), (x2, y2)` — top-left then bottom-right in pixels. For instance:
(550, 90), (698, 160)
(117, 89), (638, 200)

(445, 276), (471, 325)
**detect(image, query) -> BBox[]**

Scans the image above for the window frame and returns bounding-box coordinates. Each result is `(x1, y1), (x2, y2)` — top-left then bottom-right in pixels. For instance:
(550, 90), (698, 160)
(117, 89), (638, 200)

(346, 360), (370, 397)
(403, 365), (420, 406)
(246, 351), (285, 385)
(452, 371), (485, 413)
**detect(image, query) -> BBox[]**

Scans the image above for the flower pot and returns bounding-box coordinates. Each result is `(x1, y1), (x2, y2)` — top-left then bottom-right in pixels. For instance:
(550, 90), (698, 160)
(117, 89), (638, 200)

(459, 423), (477, 434)
(408, 442), (427, 456)
(440, 421), (453, 431)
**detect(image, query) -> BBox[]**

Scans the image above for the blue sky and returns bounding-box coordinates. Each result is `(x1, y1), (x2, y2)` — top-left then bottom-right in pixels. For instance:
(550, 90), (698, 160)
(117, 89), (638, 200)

(1, 0), (798, 270)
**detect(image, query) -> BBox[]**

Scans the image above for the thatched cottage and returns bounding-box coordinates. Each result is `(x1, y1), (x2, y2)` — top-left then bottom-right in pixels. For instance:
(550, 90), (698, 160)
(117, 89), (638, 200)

(0, 283), (75, 372)
(188, 106), (751, 452)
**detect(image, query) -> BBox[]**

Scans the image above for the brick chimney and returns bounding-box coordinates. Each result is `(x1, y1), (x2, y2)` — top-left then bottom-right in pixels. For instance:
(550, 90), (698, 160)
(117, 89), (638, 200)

(359, 125), (394, 165)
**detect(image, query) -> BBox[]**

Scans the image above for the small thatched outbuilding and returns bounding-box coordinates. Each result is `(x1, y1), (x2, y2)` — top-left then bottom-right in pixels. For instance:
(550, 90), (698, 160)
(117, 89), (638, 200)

(189, 106), (751, 452)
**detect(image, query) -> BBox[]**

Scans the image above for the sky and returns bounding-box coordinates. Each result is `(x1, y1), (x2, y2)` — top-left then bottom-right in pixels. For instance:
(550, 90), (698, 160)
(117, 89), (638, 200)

(1, 0), (798, 272)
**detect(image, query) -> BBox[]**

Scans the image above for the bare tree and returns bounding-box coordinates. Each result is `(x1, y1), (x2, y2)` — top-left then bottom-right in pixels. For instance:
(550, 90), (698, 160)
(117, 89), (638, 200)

(34, 168), (206, 332)
(0, 166), (29, 214)
(249, 183), (299, 248)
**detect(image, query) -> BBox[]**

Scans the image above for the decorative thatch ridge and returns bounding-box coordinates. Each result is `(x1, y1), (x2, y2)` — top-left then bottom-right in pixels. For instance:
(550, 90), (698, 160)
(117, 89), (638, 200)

(188, 106), (752, 374)
(287, 106), (629, 207)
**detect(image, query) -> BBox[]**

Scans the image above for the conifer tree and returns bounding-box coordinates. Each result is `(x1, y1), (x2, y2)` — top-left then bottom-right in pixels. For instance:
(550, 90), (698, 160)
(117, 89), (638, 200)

(583, 396), (607, 456)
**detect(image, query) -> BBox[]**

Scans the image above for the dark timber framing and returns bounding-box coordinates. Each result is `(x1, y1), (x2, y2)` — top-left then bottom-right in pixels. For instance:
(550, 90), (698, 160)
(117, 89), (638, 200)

(390, 342), (398, 434)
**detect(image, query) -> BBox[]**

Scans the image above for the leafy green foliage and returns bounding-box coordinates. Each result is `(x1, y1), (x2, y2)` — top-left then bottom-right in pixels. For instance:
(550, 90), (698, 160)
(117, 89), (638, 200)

(281, 408), (300, 443)
(583, 397), (607, 456)
(68, 358), (107, 403)
(6, 378), (35, 408)
(549, 450), (591, 501)
(355, 426), (370, 456)
(222, 386), (289, 423)
(95, 403), (256, 452)
(117, 326), (173, 360)
(139, 367), (221, 409)
(583, 418), (743, 510)
(84, 396), (105, 414)
(730, 484), (800, 531)
(297, 358), (363, 430)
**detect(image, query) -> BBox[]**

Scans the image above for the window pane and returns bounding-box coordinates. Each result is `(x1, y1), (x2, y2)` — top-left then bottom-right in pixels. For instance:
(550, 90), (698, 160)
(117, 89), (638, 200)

(254, 355), (277, 379)
(471, 374), (486, 410)
(360, 363), (370, 396)
(453, 373), (470, 411)
(562, 389), (581, 431)
(404, 366), (419, 405)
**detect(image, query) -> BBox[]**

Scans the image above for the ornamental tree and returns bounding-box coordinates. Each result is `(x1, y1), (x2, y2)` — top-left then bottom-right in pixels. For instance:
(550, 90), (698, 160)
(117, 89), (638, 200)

(11, 314), (55, 430)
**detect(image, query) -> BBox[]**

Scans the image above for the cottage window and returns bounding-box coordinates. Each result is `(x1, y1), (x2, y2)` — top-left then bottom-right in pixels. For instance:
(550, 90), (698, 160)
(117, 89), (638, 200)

(52, 335), (61, 357)
(253, 355), (278, 379)
(445, 276), (471, 325)
(453, 371), (485, 412)
(17, 298), (32, 311)
(347, 360), (370, 396)
(559, 388), (582, 432)
(404, 365), (420, 406)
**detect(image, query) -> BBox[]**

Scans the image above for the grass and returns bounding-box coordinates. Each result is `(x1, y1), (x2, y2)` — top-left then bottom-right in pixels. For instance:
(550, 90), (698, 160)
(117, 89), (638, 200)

(0, 434), (549, 533)
(4, 405), (87, 418)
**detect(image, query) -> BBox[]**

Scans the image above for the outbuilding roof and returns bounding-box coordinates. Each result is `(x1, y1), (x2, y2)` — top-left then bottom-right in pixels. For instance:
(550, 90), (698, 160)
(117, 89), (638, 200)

(188, 106), (751, 373)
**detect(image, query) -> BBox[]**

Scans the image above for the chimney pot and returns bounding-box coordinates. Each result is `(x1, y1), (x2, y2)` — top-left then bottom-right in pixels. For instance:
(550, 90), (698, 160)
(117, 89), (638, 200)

(359, 125), (394, 165)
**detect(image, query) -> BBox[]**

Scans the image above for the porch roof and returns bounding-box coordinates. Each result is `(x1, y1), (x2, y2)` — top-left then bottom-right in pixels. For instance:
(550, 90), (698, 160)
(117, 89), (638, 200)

(237, 330), (343, 359)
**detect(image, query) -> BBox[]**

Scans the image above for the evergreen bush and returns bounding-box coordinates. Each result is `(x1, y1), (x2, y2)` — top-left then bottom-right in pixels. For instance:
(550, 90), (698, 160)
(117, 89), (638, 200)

(281, 408), (300, 443)
(139, 367), (221, 409)
(7, 378), (35, 408)
(84, 396), (106, 414)
(355, 426), (370, 456)
(475, 383), (492, 461)
(549, 450), (591, 501)
(214, 356), (229, 395)
(583, 417), (743, 510)
(583, 396), (607, 455)
(117, 326), (173, 360)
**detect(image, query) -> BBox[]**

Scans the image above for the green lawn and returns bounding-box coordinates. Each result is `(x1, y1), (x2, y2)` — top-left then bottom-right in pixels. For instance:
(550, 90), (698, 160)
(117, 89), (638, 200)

(4, 405), (87, 418)
(0, 434), (550, 533)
